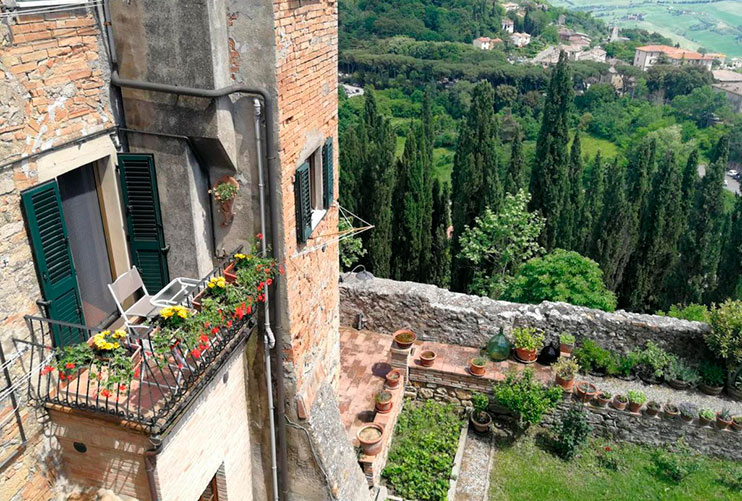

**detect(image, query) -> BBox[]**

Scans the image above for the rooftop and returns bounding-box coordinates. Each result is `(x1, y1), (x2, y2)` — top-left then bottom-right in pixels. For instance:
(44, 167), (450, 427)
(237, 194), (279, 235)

(713, 69), (742, 83)
(636, 45), (715, 61)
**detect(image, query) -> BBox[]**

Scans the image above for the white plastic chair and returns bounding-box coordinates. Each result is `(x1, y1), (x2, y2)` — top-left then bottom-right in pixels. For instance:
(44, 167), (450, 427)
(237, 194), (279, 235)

(108, 267), (158, 337)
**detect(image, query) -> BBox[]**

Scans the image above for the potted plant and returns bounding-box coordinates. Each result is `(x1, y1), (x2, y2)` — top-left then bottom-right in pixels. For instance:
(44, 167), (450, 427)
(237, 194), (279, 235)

(210, 176), (239, 226)
(612, 394), (628, 411)
(420, 350), (437, 368)
(708, 300), (742, 399)
(512, 327), (544, 364)
(613, 352), (639, 381)
(716, 408), (733, 430)
(732, 416), (742, 432)
(393, 329), (416, 350)
(698, 360), (725, 395)
(678, 402), (697, 423)
(192, 275), (230, 311)
(385, 369), (402, 389)
(575, 380), (597, 403)
(595, 391), (612, 408)
(469, 357), (488, 377)
(553, 358), (579, 391)
(646, 400), (662, 417)
(727, 370), (742, 401)
(356, 423), (384, 456)
(635, 341), (672, 385)
(698, 408), (715, 427)
(665, 357), (700, 390)
(627, 390), (646, 413)
(663, 403), (680, 420)
(559, 333), (576, 355)
(375, 390), (393, 414)
(470, 392), (492, 433)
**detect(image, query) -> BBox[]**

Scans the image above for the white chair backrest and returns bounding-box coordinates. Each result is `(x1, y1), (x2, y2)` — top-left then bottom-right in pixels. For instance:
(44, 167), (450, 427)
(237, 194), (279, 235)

(110, 267), (146, 305)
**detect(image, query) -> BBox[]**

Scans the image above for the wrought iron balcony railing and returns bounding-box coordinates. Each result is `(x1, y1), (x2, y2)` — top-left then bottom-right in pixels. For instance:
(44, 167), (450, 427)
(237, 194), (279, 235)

(23, 254), (255, 435)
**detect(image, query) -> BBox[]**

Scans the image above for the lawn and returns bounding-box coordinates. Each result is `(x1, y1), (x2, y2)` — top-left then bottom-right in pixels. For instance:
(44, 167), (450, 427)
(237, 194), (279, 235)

(395, 135), (455, 184)
(489, 430), (741, 501)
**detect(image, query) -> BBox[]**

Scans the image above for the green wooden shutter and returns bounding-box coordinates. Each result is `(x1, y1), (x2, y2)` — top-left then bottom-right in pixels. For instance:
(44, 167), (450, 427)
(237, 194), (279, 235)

(117, 153), (170, 293)
(21, 181), (86, 347)
(295, 162), (312, 243)
(322, 137), (334, 209)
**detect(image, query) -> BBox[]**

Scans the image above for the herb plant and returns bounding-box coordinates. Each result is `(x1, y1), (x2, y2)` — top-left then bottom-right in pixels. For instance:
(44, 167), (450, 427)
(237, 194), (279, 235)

(492, 368), (561, 428)
(511, 327), (545, 351)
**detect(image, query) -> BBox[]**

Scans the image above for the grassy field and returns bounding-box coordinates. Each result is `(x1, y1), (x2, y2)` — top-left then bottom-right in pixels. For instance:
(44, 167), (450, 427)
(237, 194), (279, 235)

(551, 0), (742, 58)
(395, 135), (455, 184)
(489, 430), (742, 501)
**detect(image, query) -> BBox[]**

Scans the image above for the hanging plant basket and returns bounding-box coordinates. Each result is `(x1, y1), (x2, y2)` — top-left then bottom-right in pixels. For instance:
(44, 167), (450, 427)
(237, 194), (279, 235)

(210, 176), (239, 226)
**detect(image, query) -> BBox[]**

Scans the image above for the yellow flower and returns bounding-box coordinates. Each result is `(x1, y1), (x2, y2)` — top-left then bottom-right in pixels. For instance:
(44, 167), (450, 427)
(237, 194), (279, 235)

(177, 310), (188, 319)
(208, 282), (215, 289)
(113, 329), (127, 339)
(234, 253), (246, 260)
(104, 342), (114, 350)
(113, 342), (120, 349)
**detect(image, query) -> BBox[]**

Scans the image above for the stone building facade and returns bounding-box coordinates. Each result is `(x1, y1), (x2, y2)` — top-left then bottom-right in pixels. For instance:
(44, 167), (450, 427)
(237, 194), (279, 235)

(1, 1), (367, 500)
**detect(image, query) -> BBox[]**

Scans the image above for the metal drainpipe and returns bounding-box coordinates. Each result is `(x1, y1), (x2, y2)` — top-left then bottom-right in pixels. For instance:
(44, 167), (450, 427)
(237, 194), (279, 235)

(144, 437), (163, 501)
(110, 71), (288, 500)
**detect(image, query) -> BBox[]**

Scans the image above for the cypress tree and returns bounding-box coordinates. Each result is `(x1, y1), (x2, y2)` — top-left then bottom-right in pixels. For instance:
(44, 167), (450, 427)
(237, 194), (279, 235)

(430, 180), (451, 288)
(530, 51), (573, 251)
(559, 130), (585, 250)
(579, 151), (606, 257)
(339, 125), (362, 215)
(504, 127), (525, 194)
(419, 90), (435, 282)
(450, 81), (502, 291)
(715, 195), (742, 301)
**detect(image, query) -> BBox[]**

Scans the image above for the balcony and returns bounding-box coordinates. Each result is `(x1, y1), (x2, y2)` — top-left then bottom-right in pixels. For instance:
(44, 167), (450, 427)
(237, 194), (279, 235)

(24, 258), (256, 435)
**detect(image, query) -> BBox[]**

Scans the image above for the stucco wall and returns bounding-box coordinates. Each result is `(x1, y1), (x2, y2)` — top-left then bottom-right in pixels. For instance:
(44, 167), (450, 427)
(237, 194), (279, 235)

(339, 275), (710, 361)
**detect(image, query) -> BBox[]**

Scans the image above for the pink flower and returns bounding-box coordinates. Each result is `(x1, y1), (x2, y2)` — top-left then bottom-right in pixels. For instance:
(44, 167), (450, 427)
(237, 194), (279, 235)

(256, 233), (263, 240)
(266, 278), (273, 286)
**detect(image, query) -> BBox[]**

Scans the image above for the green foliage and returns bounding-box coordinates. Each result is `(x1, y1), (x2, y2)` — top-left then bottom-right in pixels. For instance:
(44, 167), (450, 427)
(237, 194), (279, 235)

(652, 440), (700, 484)
(492, 368), (562, 428)
(707, 300), (742, 368)
(699, 360), (726, 387)
(646, 65), (714, 101)
(718, 467), (742, 491)
(512, 327), (545, 352)
(657, 303), (710, 323)
(382, 401), (463, 500)
(211, 181), (238, 202)
(699, 408), (715, 421)
(559, 333), (575, 345)
(553, 357), (579, 380)
(626, 390), (646, 405)
(573, 339), (615, 375)
(665, 357), (700, 385)
(429, 179), (451, 287)
(471, 392), (489, 415)
(458, 190), (545, 299)
(503, 249), (617, 312)
(338, 218), (367, 270)
(635, 341), (673, 380)
(552, 406), (591, 461)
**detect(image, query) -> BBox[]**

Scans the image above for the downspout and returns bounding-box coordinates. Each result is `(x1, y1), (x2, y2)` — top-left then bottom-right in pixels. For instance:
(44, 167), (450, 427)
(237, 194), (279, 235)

(110, 71), (288, 500)
(144, 437), (163, 501)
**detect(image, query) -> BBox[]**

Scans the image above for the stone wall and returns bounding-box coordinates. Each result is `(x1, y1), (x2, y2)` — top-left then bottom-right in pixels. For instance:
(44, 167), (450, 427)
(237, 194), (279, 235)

(340, 276), (709, 361)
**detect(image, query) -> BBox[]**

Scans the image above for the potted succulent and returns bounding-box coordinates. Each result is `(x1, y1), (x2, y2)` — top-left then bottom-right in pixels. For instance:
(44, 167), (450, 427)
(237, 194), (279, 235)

(716, 408), (733, 430)
(553, 358), (580, 391)
(469, 357), (487, 377)
(559, 333), (576, 355)
(575, 380), (597, 403)
(612, 394), (628, 411)
(512, 327), (545, 364)
(698, 408), (715, 427)
(470, 392), (492, 434)
(385, 369), (402, 389)
(595, 391), (612, 408)
(665, 357), (700, 390)
(210, 176), (239, 226)
(393, 329), (416, 350)
(375, 390), (393, 414)
(663, 402), (679, 420)
(732, 416), (742, 432)
(420, 350), (437, 368)
(356, 424), (384, 456)
(698, 360), (725, 395)
(646, 400), (662, 417)
(627, 390), (646, 413)
(678, 402), (697, 423)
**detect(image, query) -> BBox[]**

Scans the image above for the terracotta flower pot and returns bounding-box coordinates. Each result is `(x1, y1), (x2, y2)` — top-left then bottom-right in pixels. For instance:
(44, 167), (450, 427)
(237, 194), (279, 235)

(560, 342), (574, 355)
(393, 329), (416, 350)
(470, 411), (492, 434)
(357, 424), (384, 456)
(555, 374), (575, 392)
(212, 176), (239, 226)
(420, 350), (436, 368)
(385, 369), (402, 389)
(612, 396), (628, 411)
(375, 391), (393, 414)
(716, 414), (732, 430)
(731, 418), (742, 432)
(664, 406), (680, 420)
(223, 262), (237, 283)
(699, 415), (714, 427)
(629, 401), (643, 413)
(596, 393), (611, 408)
(514, 347), (537, 363)
(191, 288), (207, 312)
(469, 358), (487, 377)
(646, 404), (661, 417)
(575, 381), (597, 403)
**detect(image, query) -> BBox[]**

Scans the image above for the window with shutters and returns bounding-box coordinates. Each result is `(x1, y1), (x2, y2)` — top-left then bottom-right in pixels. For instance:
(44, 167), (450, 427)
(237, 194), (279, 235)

(295, 137), (334, 244)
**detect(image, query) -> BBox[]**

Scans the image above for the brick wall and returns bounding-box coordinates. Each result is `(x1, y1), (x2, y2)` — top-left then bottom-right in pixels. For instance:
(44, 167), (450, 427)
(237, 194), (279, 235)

(0, 10), (112, 500)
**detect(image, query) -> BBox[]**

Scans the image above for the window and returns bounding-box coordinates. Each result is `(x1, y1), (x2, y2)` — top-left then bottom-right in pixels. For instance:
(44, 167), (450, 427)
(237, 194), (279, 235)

(295, 137), (334, 244)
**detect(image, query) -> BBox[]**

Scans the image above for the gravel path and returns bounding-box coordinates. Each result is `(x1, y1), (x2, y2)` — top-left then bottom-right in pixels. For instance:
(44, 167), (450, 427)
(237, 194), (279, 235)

(454, 428), (494, 501)
(579, 374), (742, 415)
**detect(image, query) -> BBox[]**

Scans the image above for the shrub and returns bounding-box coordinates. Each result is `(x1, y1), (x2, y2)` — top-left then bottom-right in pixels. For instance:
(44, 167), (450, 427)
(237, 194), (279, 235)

(552, 406), (592, 461)
(718, 467), (742, 491)
(636, 341), (672, 379)
(656, 303), (710, 323)
(665, 357), (700, 385)
(699, 360), (726, 387)
(707, 300), (742, 370)
(382, 401), (463, 500)
(627, 390), (646, 405)
(612, 351), (639, 378)
(492, 368), (562, 428)
(560, 333), (575, 345)
(553, 358), (579, 380)
(652, 440), (700, 483)
(471, 392), (490, 423)
(573, 340), (616, 375)
(511, 327), (545, 351)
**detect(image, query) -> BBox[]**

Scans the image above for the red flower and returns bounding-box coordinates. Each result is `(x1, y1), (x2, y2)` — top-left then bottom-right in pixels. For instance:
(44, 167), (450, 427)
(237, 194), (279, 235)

(118, 384), (127, 392)
(211, 327), (219, 334)
(605, 446), (611, 452)
(200, 334), (209, 343)
(101, 389), (112, 398)
(134, 368), (141, 379)
(177, 362), (184, 370)
(246, 305), (252, 314)
(41, 365), (54, 375)
(199, 343), (208, 351)
(266, 278), (273, 286)
(258, 282), (264, 291)
(191, 348), (202, 359)
(204, 321), (211, 328)
(59, 373), (66, 381)
(227, 320), (233, 327)
(65, 362), (75, 369)
(256, 233), (263, 240)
